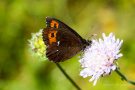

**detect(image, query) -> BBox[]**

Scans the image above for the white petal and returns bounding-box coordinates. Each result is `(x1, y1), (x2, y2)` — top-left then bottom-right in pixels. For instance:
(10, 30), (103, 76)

(79, 32), (123, 85)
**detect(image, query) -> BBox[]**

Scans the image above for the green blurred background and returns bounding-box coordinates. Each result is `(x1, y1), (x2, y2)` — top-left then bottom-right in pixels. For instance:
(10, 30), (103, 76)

(0, 0), (135, 90)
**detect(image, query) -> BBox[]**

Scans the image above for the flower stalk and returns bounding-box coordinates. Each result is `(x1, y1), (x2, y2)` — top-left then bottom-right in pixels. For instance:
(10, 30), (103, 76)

(115, 69), (135, 85)
(56, 63), (81, 90)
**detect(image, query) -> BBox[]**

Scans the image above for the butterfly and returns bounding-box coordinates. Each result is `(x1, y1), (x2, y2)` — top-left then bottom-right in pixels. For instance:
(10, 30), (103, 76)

(42, 17), (91, 62)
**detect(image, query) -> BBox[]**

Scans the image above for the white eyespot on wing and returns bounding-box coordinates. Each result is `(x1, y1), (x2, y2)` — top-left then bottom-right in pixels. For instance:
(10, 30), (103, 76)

(57, 41), (60, 46)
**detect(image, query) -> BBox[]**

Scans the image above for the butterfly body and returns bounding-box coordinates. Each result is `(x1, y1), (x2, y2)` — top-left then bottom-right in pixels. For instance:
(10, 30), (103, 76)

(42, 17), (91, 62)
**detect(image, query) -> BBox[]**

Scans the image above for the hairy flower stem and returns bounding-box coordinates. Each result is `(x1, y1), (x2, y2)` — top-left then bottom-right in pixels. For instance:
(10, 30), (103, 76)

(115, 69), (135, 85)
(56, 63), (81, 90)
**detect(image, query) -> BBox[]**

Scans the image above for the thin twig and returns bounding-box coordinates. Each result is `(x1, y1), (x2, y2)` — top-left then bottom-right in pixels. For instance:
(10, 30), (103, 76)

(56, 63), (81, 90)
(115, 69), (135, 85)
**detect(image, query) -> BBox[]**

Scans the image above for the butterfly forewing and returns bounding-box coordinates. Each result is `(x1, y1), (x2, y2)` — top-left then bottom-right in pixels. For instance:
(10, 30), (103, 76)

(42, 17), (90, 62)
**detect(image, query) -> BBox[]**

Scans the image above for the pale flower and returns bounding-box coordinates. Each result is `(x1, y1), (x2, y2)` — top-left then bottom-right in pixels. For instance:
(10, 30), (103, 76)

(28, 29), (47, 60)
(79, 33), (123, 86)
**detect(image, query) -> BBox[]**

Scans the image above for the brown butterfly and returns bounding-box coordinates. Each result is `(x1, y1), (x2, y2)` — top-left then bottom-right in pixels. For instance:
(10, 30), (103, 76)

(42, 17), (91, 62)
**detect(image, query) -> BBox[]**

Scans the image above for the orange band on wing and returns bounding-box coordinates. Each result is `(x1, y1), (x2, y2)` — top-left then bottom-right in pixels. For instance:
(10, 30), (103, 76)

(50, 20), (59, 28)
(48, 30), (57, 44)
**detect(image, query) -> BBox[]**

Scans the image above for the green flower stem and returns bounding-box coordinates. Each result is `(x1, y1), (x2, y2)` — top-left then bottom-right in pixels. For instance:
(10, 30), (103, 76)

(56, 63), (81, 90)
(115, 69), (135, 85)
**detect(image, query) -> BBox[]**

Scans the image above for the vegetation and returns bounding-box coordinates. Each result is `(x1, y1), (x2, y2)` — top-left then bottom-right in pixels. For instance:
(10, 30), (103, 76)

(0, 0), (135, 90)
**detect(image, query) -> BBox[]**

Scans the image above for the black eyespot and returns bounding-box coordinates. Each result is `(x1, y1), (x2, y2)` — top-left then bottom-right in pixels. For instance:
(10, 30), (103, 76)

(51, 33), (54, 37)
(54, 24), (57, 28)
